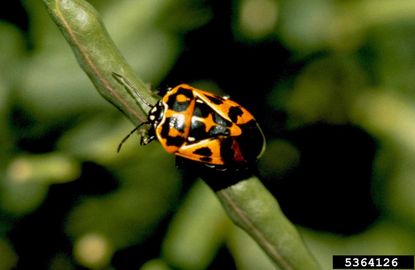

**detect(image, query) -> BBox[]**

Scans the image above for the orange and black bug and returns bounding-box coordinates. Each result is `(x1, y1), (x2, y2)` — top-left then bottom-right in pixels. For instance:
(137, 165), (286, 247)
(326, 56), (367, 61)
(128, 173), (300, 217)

(113, 73), (266, 169)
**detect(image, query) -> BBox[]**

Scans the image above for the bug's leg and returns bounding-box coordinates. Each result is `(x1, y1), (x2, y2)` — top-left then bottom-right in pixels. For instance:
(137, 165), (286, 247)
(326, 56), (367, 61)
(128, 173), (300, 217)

(117, 122), (147, 152)
(140, 134), (155, 145)
(139, 127), (156, 145)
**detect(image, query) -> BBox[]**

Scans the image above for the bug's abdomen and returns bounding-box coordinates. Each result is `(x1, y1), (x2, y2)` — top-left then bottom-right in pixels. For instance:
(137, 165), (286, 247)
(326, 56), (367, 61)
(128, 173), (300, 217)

(230, 120), (266, 162)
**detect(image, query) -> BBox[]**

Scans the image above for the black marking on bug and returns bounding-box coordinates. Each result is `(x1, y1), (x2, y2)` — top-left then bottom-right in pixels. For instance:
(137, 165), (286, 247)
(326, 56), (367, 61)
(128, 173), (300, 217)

(166, 87), (194, 112)
(228, 106), (244, 123)
(148, 102), (165, 125)
(219, 138), (236, 164)
(208, 125), (229, 137)
(193, 100), (211, 118)
(205, 94), (224, 105)
(189, 118), (209, 141)
(212, 111), (232, 127)
(160, 118), (185, 147)
(193, 147), (212, 157)
(165, 136), (185, 147)
(160, 120), (171, 138)
(234, 119), (265, 161)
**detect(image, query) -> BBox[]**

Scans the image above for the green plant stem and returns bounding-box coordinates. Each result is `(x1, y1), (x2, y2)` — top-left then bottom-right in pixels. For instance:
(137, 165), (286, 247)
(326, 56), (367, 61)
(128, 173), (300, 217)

(42, 0), (157, 125)
(42, 0), (320, 269)
(217, 177), (320, 269)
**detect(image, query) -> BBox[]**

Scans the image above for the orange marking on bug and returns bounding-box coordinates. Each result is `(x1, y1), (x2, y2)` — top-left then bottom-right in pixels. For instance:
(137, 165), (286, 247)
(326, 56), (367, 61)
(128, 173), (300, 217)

(164, 109), (176, 118)
(168, 128), (183, 137)
(192, 90), (247, 124)
(207, 140), (222, 161)
(176, 94), (189, 103)
(228, 124), (242, 136)
(177, 139), (224, 165)
(202, 113), (217, 133)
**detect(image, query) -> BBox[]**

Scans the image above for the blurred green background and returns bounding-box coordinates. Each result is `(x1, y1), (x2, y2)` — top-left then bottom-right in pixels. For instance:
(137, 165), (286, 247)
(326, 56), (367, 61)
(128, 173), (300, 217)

(1, 0), (415, 269)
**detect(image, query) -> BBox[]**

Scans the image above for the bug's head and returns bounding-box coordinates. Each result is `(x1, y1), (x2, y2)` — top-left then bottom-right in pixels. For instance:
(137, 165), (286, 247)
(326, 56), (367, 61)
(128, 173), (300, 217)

(148, 101), (165, 128)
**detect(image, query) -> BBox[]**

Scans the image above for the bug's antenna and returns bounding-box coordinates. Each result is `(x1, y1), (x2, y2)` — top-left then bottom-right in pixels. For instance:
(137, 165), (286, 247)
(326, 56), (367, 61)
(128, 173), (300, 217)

(112, 72), (153, 108)
(117, 122), (147, 153)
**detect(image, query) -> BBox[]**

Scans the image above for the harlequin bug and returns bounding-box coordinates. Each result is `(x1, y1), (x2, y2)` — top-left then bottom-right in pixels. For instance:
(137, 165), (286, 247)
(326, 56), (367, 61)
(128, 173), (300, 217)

(113, 73), (266, 169)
